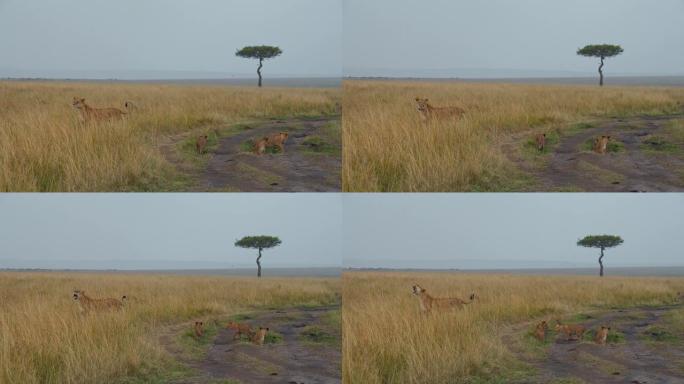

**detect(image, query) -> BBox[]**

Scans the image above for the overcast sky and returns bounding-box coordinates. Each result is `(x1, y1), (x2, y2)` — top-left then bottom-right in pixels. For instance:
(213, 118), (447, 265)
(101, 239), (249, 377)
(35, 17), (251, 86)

(344, 0), (684, 78)
(0, 194), (341, 270)
(343, 194), (684, 269)
(0, 0), (341, 79)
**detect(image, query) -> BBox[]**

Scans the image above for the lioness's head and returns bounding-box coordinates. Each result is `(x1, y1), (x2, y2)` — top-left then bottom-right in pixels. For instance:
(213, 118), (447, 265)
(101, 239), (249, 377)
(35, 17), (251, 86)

(72, 97), (86, 109)
(279, 132), (289, 141)
(72, 290), (83, 301)
(412, 284), (425, 295)
(415, 98), (429, 112)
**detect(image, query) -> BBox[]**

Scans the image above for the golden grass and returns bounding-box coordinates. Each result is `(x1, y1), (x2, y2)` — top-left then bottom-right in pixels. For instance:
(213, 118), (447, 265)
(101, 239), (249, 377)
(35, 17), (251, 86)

(0, 81), (339, 191)
(342, 80), (684, 191)
(342, 271), (684, 384)
(0, 272), (339, 383)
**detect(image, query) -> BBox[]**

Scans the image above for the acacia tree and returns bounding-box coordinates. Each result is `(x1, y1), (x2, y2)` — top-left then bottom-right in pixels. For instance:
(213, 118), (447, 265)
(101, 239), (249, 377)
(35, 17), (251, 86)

(577, 44), (624, 86)
(577, 235), (624, 277)
(235, 45), (283, 87)
(234, 235), (282, 277)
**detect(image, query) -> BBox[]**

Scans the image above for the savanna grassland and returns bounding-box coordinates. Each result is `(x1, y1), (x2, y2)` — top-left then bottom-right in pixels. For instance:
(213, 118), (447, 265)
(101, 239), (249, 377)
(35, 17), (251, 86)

(342, 271), (684, 384)
(0, 81), (339, 192)
(0, 272), (340, 384)
(342, 80), (684, 191)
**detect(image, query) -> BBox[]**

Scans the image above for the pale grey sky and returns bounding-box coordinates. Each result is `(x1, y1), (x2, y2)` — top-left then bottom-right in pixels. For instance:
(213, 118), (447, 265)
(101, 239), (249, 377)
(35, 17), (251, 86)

(343, 194), (684, 269)
(0, 0), (341, 79)
(344, 0), (684, 78)
(0, 194), (342, 269)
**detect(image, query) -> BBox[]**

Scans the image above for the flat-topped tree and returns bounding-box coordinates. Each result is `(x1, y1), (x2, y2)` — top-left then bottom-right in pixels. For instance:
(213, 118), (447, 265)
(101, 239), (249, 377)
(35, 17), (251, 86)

(577, 235), (624, 277)
(235, 235), (282, 277)
(235, 45), (283, 87)
(577, 44), (624, 86)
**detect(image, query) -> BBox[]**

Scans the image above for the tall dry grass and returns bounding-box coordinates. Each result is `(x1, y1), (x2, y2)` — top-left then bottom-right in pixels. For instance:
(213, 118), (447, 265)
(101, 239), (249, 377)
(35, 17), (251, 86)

(342, 271), (684, 384)
(0, 81), (339, 191)
(342, 80), (684, 191)
(0, 272), (339, 383)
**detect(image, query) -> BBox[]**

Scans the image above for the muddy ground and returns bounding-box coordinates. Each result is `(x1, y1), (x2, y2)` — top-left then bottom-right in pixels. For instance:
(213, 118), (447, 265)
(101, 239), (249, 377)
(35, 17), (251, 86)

(162, 116), (341, 192)
(161, 305), (341, 384)
(508, 114), (684, 191)
(505, 304), (684, 383)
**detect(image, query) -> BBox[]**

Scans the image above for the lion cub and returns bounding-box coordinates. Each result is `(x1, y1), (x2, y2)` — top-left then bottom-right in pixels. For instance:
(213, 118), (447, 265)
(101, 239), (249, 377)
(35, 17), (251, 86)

(594, 325), (610, 345)
(267, 132), (289, 153)
(411, 284), (476, 313)
(535, 133), (547, 152)
(555, 320), (586, 341)
(253, 137), (270, 155)
(72, 97), (126, 123)
(534, 320), (548, 342)
(196, 135), (208, 154)
(252, 327), (269, 345)
(593, 135), (611, 154)
(226, 321), (253, 340)
(194, 321), (204, 338)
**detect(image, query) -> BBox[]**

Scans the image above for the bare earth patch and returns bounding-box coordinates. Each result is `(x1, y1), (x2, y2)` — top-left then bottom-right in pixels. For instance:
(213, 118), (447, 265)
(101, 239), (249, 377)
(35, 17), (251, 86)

(162, 116), (341, 192)
(160, 305), (341, 384)
(505, 304), (684, 383)
(509, 114), (684, 191)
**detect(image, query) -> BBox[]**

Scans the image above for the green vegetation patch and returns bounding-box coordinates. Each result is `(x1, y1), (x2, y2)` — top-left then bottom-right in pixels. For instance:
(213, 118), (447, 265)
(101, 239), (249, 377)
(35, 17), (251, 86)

(177, 320), (220, 358)
(642, 325), (678, 343)
(641, 135), (679, 153)
(300, 325), (337, 345)
(522, 131), (560, 157)
(302, 135), (336, 154)
(264, 330), (284, 344)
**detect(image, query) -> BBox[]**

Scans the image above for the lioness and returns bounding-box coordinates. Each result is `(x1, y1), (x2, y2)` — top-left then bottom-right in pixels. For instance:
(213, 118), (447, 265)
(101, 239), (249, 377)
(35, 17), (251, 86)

(194, 321), (204, 338)
(253, 137), (269, 155)
(415, 97), (465, 121)
(555, 320), (586, 341)
(72, 290), (125, 313)
(535, 133), (547, 152)
(593, 135), (611, 154)
(411, 284), (476, 313)
(72, 97), (126, 123)
(534, 320), (548, 342)
(226, 321), (253, 340)
(252, 327), (269, 345)
(266, 132), (289, 153)
(594, 325), (610, 345)
(196, 135), (208, 154)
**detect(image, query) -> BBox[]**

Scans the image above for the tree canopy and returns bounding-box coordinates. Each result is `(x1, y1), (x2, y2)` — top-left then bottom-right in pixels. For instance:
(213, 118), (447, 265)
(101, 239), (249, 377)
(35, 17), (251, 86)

(235, 45), (283, 60)
(577, 44), (624, 58)
(577, 235), (624, 249)
(235, 235), (282, 250)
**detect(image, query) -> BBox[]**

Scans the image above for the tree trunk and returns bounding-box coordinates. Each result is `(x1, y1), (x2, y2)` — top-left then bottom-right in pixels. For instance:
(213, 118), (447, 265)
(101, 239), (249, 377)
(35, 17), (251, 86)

(257, 58), (263, 87)
(256, 248), (262, 277)
(598, 56), (605, 87)
(598, 247), (605, 277)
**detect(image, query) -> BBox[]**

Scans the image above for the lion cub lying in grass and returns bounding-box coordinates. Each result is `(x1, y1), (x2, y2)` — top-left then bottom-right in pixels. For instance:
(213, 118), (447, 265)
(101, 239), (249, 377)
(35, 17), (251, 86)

(554, 320), (586, 341)
(411, 284), (476, 313)
(253, 132), (289, 155)
(226, 321), (270, 345)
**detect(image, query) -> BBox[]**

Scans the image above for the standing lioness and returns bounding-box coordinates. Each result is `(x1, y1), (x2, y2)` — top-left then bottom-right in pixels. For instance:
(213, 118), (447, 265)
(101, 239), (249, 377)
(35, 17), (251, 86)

(72, 290), (126, 313)
(415, 97), (466, 121)
(72, 97), (126, 123)
(412, 284), (476, 313)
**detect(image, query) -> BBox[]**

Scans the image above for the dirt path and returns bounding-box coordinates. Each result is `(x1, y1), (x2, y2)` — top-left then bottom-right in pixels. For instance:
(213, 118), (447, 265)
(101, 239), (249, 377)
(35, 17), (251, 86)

(505, 304), (684, 383)
(508, 114), (684, 191)
(161, 305), (341, 384)
(202, 117), (341, 192)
